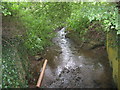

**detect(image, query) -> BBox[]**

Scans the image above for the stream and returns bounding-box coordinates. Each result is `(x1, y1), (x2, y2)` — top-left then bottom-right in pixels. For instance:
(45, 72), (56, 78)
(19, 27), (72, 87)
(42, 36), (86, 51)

(29, 28), (115, 88)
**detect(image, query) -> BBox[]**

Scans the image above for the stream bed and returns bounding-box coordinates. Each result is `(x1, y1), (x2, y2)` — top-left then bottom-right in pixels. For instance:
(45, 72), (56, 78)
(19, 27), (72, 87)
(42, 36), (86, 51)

(29, 28), (115, 88)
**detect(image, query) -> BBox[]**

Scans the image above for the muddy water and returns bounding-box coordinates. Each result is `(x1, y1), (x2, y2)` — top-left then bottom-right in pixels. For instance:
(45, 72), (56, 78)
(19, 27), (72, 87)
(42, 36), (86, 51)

(30, 28), (115, 88)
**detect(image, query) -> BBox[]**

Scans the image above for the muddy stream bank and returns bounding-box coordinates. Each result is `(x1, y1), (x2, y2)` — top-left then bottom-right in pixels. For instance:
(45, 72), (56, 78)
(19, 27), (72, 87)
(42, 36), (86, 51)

(29, 28), (115, 88)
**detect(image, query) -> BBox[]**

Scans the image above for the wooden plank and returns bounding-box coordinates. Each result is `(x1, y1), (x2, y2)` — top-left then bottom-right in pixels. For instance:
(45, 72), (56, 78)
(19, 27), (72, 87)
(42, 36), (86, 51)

(36, 59), (48, 88)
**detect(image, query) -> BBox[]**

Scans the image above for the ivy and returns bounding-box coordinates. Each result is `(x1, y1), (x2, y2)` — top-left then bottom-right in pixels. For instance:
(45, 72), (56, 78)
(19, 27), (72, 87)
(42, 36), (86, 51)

(2, 40), (28, 88)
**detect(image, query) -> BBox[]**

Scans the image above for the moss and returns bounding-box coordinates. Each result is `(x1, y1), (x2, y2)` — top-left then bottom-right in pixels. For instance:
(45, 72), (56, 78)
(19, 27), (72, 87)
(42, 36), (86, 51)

(118, 34), (120, 90)
(106, 31), (120, 89)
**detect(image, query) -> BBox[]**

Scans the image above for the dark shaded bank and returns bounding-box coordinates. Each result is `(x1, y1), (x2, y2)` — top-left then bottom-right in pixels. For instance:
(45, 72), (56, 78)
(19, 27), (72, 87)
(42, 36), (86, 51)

(65, 30), (106, 55)
(65, 21), (106, 51)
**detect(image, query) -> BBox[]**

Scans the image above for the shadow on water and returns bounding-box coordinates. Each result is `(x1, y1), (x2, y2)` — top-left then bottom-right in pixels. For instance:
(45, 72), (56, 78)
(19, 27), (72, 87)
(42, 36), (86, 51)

(29, 28), (115, 88)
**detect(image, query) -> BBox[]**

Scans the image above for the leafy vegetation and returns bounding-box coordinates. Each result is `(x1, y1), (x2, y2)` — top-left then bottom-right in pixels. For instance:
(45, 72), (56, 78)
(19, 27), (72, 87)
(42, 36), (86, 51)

(1, 2), (119, 53)
(66, 2), (119, 34)
(1, 2), (71, 55)
(20, 2), (71, 54)
(65, 2), (119, 48)
(1, 2), (119, 88)
(2, 39), (28, 88)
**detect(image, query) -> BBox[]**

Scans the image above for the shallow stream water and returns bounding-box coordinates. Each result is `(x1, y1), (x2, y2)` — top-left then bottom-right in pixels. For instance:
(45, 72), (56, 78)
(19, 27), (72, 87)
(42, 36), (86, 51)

(29, 28), (115, 88)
